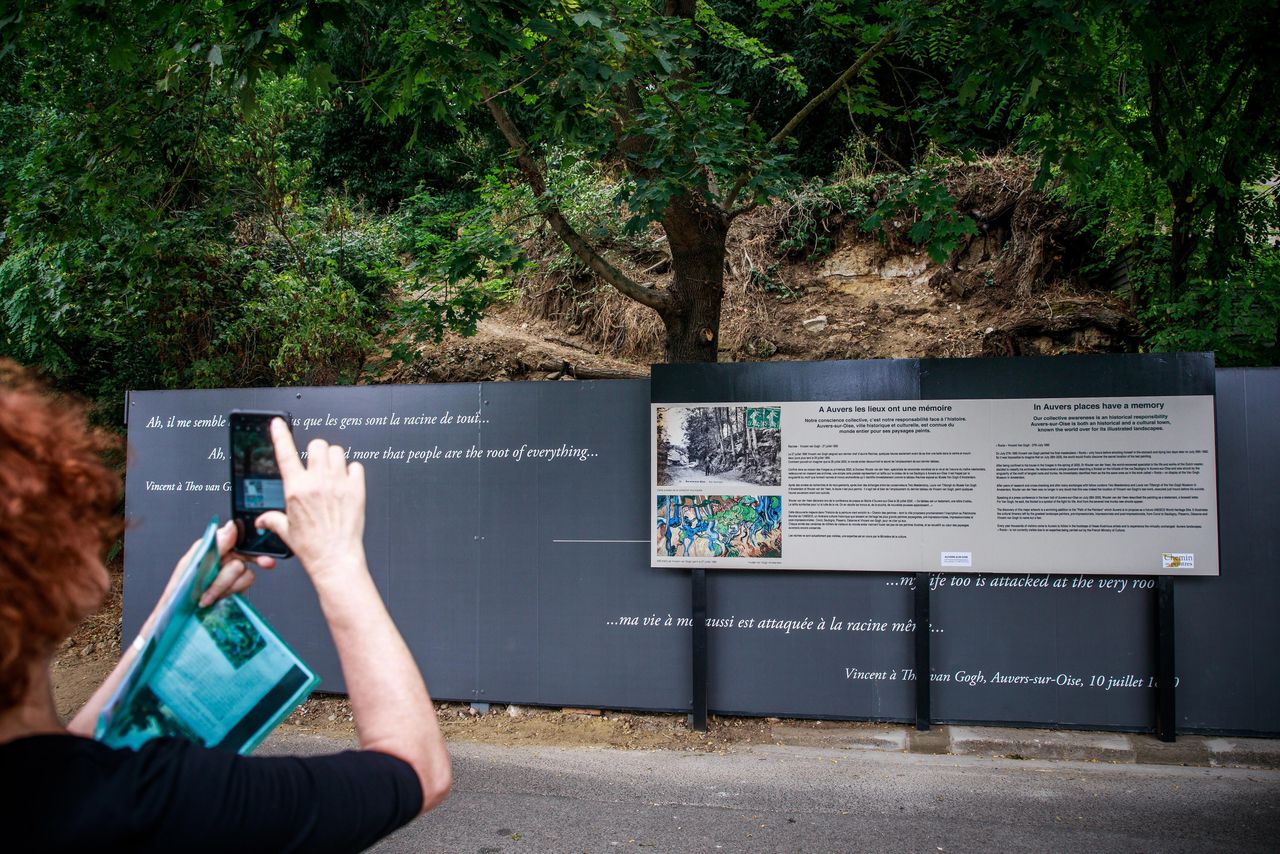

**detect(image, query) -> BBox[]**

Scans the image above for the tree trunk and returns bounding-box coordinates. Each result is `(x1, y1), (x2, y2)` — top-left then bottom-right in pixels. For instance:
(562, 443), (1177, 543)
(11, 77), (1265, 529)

(660, 193), (730, 363)
(1205, 82), (1263, 282)
(716, 407), (728, 462)
(1168, 184), (1197, 302)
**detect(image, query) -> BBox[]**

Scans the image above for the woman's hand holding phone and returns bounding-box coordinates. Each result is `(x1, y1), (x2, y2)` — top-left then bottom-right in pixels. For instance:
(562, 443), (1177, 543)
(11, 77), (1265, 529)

(253, 418), (368, 587)
(256, 420), (449, 814)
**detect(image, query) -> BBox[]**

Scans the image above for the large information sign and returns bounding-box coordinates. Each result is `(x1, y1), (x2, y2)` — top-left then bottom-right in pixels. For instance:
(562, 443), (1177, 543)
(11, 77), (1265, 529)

(652, 363), (1218, 575)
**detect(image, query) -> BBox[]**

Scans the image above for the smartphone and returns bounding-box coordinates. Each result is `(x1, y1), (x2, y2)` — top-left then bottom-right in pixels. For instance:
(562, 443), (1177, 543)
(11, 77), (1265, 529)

(229, 410), (293, 557)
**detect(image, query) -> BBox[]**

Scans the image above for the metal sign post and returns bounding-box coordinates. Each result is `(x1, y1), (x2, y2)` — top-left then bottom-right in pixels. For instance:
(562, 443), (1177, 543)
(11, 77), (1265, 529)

(915, 572), (931, 731)
(690, 569), (708, 732)
(1156, 576), (1176, 742)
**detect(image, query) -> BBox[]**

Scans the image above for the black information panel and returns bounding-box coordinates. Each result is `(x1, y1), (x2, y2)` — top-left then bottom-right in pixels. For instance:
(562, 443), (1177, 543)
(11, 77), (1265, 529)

(123, 359), (1278, 734)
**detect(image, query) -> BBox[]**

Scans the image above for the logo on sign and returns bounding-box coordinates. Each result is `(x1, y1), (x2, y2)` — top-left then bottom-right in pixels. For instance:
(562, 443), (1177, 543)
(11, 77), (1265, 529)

(1162, 552), (1194, 569)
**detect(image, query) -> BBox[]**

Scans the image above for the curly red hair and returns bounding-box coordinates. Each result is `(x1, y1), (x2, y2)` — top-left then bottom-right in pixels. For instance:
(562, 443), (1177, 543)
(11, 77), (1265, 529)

(0, 360), (122, 712)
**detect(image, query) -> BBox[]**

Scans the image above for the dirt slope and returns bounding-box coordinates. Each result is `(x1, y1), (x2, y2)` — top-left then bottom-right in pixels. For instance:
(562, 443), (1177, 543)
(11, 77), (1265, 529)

(391, 185), (1135, 383)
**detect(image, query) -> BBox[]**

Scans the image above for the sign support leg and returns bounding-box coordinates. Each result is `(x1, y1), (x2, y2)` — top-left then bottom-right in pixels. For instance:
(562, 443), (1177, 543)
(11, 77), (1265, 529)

(690, 569), (708, 732)
(914, 572), (931, 731)
(1156, 575), (1176, 742)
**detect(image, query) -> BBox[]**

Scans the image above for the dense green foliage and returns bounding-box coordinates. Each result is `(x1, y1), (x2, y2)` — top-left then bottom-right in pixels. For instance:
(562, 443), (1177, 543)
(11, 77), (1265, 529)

(0, 1), (508, 405)
(948, 0), (1279, 362)
(0, 1), (1275, 405)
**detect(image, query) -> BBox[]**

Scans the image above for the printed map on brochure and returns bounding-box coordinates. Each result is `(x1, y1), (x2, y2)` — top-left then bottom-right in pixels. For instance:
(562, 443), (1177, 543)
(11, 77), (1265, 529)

(96, 519), (318, 754)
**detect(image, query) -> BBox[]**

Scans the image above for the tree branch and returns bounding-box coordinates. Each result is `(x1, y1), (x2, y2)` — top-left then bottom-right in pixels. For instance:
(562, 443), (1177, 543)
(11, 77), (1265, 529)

(1199, 61), (1251, 134)
(768, 24), (899, 146)
(723, 25), (898, 209)
(612, 81), (657, 173)
(482, 91), (672, 314)
(1145, 61), (1171, 160)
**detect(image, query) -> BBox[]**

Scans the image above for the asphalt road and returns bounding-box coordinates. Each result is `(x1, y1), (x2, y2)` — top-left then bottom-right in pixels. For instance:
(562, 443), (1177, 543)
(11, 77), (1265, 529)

(267, 733), (1280, 853)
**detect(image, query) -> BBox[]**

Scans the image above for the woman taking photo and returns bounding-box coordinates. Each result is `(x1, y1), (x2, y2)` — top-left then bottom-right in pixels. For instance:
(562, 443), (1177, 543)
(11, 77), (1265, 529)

(0, 360), (450, 852)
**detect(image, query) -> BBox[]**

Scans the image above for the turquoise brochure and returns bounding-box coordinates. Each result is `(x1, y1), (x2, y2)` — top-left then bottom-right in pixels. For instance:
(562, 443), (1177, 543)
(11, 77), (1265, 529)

(96, 519), (319, 754)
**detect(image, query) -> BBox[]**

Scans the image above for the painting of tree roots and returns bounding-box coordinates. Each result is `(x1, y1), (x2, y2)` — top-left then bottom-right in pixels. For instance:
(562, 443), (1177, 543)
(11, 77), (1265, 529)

(656, 495), (782, 559)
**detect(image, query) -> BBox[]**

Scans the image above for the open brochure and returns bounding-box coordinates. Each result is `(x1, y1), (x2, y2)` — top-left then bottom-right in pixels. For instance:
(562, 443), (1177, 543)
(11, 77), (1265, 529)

(96, 519), (318, 754)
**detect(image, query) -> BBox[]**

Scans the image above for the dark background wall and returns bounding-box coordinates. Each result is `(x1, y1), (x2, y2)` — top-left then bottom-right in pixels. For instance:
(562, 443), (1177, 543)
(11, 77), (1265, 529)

(122, 362), (1279, 735)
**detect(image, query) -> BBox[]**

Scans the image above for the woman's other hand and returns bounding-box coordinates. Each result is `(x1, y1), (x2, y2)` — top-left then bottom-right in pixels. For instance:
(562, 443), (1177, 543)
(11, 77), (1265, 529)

(71, 524), (273, 736)
(196, 521), (276, 608)
(156, 521), (274, 611)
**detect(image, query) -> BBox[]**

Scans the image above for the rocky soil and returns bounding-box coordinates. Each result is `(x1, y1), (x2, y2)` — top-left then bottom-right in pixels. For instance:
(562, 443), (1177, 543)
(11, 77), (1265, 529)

(388, 165), (1137, 384)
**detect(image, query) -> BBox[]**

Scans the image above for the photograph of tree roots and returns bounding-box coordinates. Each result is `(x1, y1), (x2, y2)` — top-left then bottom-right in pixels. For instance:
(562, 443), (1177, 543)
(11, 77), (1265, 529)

(657, 406), (782, 489)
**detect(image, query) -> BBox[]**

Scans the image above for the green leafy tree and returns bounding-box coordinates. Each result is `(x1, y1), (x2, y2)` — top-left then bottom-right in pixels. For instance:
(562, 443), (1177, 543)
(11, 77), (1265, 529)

(375, 0), (909, 362)
(0, 1), (499, 401)
(950, 0), (1280, 361)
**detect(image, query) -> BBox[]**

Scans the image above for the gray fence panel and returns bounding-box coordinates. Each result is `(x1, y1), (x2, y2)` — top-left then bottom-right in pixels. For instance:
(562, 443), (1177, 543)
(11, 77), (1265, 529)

(1176, 368), (1280, 733)
(465, 380), (689, 709)
(706, 571), (915, 720)
(525, 382), (688, 710)
(383, 383), (484, 700)
(120, 364), (1278, 734)
(930, 581), (1155, 728)
(474, 385), (543, 703)
(122, 385), (407, 694)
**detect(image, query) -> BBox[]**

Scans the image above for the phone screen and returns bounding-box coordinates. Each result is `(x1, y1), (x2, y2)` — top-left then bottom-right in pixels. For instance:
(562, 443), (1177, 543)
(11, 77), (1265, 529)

(230, 410), (292, 557)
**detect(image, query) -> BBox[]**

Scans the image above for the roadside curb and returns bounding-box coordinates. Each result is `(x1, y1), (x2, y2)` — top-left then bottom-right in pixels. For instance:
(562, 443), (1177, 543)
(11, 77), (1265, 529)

(769, 723), (1280, 770)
